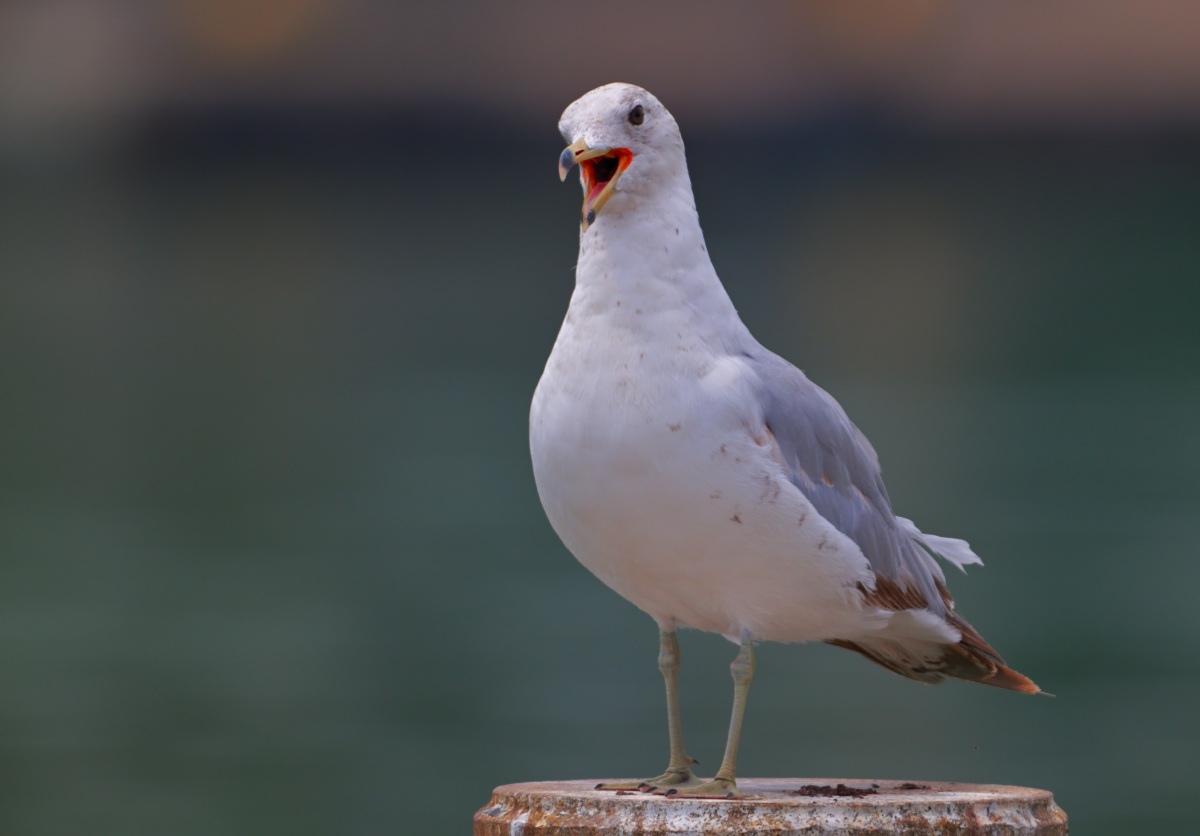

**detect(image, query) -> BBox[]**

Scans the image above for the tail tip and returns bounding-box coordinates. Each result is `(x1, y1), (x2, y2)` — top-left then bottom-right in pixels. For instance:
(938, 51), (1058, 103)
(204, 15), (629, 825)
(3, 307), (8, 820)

(989, 664), (1041, 695)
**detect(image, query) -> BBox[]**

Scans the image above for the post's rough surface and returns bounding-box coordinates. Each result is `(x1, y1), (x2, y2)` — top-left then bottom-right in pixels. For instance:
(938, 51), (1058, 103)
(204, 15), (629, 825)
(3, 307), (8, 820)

(474, 779), (1068, 835)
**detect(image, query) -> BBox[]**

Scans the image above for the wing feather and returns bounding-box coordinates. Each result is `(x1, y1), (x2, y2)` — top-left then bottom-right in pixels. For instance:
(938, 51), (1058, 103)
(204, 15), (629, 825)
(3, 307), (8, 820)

(747, 349), (978, 615)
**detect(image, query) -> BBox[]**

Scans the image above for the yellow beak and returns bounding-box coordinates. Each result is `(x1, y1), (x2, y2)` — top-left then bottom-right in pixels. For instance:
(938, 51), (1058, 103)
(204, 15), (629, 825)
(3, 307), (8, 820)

(558, 139), (633, 231)
(558, 139), (610, 181)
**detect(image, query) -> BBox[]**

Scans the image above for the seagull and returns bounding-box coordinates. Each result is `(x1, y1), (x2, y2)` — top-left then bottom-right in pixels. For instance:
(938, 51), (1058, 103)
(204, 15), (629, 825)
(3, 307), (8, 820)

(529, 83), (1039, 800)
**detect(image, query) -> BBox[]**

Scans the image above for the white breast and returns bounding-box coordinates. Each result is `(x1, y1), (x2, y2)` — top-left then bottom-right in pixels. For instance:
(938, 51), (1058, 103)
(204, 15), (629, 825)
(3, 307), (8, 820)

(530, 286), (878, 643)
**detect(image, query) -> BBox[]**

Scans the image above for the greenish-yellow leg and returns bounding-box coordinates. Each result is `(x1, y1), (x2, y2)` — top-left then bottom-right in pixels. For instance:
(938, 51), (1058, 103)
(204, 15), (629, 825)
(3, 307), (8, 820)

(663, 638), (755, 798)
(596, 630), (704, 792)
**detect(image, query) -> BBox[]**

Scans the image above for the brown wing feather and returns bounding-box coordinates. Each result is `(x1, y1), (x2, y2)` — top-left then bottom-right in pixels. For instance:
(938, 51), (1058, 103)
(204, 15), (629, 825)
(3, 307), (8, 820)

(828, 635), (1039, 694)
(834, 576), (1040, 694)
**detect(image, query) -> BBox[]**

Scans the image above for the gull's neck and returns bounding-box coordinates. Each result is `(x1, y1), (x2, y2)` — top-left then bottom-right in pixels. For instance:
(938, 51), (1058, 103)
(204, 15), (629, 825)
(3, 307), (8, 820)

(571, 173), (744, 345)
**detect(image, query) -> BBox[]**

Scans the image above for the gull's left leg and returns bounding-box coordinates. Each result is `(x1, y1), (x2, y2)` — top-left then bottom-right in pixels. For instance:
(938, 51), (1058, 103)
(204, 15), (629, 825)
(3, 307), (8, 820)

(663, 638), (755, 798)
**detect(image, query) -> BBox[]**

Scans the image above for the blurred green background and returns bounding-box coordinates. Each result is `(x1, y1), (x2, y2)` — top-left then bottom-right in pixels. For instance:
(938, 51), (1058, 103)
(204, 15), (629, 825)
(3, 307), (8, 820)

(2, 2), (1198, 834)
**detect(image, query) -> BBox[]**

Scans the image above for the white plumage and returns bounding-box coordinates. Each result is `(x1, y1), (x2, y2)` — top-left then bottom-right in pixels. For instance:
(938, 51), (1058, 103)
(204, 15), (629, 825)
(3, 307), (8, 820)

(529, 83), (1036, 798)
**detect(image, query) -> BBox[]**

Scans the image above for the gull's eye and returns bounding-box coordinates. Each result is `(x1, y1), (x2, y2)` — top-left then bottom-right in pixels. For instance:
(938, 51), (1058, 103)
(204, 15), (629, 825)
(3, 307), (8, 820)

(628, 105), (644, 126)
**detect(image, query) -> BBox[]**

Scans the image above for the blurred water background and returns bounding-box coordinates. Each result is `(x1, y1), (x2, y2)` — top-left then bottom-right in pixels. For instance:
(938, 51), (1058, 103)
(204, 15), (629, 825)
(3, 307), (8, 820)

(1, 3), (1199, 834)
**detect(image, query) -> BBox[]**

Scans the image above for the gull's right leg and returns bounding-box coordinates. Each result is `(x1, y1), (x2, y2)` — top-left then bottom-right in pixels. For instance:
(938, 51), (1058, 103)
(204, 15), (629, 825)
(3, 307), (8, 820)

(596, 629), (704, 792)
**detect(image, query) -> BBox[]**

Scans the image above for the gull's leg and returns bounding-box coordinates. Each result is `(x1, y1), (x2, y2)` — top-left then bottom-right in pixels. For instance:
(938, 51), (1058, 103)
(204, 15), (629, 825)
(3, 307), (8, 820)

(664, 638), (755, 798)
(596, 629), (703, 791)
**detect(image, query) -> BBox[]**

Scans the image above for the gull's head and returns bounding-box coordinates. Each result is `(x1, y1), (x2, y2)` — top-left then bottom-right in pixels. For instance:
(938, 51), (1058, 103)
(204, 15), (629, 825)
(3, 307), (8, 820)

(558, 83), (685, 232)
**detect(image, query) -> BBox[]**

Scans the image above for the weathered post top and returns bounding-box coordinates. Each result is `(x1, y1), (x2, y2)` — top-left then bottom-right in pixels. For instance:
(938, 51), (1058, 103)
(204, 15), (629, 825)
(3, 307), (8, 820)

(475, 778), (1068, 835)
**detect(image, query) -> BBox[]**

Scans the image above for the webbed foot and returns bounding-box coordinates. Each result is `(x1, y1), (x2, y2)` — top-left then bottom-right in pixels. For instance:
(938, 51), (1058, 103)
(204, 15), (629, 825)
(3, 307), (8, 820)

(595, 767), (704, 793)
(661, 777), (739, 799)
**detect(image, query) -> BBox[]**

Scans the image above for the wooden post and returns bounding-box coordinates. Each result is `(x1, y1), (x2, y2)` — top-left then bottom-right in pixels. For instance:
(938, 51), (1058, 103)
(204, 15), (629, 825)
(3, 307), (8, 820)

(475, 779), (1068, 835)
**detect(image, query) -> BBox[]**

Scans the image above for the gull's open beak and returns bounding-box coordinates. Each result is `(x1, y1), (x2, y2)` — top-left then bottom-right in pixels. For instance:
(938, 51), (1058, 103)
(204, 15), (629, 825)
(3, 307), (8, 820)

(558, 139), (633, 231)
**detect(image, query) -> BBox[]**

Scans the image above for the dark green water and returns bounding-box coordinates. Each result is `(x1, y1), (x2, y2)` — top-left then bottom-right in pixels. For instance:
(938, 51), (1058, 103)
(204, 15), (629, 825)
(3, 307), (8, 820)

(1, 126), (1197, 834)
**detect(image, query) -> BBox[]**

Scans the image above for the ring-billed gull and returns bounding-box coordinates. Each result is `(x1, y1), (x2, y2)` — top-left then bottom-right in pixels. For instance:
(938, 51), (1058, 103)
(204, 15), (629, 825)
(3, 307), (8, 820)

(529, 83), (1039, 800)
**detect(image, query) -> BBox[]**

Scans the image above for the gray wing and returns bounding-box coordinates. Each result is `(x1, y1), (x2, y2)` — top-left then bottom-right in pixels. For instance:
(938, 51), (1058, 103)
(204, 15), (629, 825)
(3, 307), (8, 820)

(747, 348), (953, 614)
